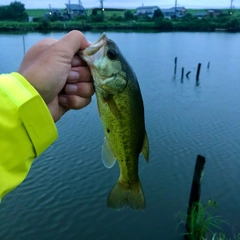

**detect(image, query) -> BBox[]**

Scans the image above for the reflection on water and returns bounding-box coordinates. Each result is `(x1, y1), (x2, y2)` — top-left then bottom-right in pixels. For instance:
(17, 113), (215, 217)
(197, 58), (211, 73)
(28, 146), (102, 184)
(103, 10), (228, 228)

(0, 31), (240, 239)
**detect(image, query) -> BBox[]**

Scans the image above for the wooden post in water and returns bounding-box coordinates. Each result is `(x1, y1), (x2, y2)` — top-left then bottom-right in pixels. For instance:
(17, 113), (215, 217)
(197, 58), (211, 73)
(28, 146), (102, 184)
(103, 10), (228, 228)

(207, 61), (210, 69)
(186, 71), (191, 78)
(174, 57), (177, 76)
(186, 155), (206, 235)
(196, 63), (201, 82)
(181, 67), (184, 80)
(22, 35), (26, 55)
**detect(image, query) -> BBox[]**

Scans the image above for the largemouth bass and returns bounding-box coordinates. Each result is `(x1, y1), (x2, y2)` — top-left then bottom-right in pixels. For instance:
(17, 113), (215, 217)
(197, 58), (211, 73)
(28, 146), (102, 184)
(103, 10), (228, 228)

(79, 33), (149, 210)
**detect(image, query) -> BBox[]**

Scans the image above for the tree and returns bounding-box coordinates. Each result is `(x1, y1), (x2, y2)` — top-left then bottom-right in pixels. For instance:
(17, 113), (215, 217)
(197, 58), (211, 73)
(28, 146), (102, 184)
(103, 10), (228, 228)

(91, 13), (104, 22)
(183, 13), (193, 20)
(227, 18), (240, 31)
(124, 10), (134, 21)
(153, 9), (164, 19)
(92, 9), (97, 16)
(0, 7), (8, 20)
(155, 19), (173, 30)
(37, 18), (51, 31)
(0, 1), (28, 21)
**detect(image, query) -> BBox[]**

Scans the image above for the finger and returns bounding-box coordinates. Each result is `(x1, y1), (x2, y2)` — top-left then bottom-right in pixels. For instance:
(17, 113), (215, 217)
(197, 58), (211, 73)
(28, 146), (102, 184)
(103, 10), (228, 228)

(58, 30), (90, 56)
(59, 95), (92, 110)
(47, 97), (69, 122)
(71, 55), (88, 67)
(67, 66), (91, 83)
(64, 82), (94, 98)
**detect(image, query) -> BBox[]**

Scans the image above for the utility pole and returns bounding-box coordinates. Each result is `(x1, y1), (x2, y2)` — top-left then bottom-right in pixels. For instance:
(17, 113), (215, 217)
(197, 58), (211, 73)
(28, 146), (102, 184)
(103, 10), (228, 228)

(100, 0), (104, 14)
(100, 0), (104, 10)
(175, 0), (177, 17)
(78, 0), (83, 12)
(230, 0), (234, 14)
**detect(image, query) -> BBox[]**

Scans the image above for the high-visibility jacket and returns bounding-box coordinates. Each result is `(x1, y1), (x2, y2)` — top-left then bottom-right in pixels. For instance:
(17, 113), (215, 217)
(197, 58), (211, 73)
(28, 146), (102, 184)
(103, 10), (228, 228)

(0, 72), (58, 200)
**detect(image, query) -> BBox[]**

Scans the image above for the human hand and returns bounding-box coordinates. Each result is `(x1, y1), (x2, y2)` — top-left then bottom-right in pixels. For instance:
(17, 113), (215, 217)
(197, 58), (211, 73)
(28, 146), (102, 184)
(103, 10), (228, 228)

(18, 30), (94, 122)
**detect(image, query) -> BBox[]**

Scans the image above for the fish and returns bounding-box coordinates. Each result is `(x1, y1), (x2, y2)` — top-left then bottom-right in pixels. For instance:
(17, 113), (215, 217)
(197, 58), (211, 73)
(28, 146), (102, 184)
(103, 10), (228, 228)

(79, 33), (149, 210)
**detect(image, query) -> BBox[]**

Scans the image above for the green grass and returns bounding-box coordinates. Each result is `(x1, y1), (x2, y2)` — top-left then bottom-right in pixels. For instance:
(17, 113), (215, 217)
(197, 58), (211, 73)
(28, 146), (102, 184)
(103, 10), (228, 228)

(26, 9), (51, 17)
(0, 21), (37, 28)
(211, 233), (240, 240)
(102, 10), (126, 18)
(177, 201), (227, 240)
(187, 202), (225, 239)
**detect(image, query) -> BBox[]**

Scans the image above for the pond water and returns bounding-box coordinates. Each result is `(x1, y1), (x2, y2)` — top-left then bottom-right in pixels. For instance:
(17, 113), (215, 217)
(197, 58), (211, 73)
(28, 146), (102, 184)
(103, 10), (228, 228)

(0, 31), (240, 239)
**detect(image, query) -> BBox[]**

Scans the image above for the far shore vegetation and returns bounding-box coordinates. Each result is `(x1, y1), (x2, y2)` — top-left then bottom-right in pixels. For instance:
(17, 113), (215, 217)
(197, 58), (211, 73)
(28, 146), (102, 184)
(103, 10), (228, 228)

(1, 1), (240, 32)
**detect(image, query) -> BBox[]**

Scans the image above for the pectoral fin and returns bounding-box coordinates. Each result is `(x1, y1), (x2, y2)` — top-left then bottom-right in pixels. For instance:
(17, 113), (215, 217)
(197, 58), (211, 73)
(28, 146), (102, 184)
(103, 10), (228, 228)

(106, 97), (120, 119)
(141, 132), (149, 162)
(102, 138), (116, 168)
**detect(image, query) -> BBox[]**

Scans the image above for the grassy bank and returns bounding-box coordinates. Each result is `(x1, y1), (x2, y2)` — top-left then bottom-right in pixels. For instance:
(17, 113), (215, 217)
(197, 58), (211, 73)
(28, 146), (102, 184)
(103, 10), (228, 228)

(0, 19), (234, 33)
(0, 20), (160, 33)
(26, 9), (49, 17)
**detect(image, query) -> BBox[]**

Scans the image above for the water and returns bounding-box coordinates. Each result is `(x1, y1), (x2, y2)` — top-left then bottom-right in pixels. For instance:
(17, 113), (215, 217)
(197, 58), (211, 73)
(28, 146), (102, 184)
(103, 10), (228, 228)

(1, 31), (240, 239)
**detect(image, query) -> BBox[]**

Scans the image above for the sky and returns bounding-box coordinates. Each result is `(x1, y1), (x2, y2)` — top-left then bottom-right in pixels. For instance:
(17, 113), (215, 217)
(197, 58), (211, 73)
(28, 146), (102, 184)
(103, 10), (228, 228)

(1, 0), (240, 9)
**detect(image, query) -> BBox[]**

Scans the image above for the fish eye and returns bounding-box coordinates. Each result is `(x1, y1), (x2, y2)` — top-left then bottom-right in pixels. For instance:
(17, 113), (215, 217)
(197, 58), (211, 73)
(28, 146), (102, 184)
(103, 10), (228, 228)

(107, 49), (117, 60)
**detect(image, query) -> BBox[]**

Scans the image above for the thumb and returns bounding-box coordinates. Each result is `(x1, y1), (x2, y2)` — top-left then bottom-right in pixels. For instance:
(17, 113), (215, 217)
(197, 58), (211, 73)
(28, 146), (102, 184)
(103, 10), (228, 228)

(57, 30), (90, 56)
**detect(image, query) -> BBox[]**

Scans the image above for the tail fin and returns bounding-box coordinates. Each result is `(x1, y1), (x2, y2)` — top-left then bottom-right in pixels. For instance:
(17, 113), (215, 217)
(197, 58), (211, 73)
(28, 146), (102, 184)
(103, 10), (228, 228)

(107, 179), (145, 211)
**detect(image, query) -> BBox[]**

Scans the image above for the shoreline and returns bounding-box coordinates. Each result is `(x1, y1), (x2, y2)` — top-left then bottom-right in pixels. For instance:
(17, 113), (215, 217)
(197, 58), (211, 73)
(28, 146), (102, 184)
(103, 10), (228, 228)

(0, 21), (234, 33)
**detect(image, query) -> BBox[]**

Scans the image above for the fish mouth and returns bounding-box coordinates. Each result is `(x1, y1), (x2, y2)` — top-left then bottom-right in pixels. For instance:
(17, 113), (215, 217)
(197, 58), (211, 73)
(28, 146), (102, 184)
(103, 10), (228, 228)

(79, 33), (114, 91)
(79, 33), (107, 60)
(79, 33), (125, 95)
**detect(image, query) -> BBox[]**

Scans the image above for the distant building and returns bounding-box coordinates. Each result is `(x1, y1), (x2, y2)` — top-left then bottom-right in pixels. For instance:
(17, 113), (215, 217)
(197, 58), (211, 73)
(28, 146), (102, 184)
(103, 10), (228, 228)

(65, 3), (85, 18)
(193, 12), (207, 19)
(193, 9), (222, 19)
(161, 6), (187, 19)
(207, 9), (222, 18)
(134, 6), (160, 18)
(161, 8), (175, 19)
(43, 9), (64, 20)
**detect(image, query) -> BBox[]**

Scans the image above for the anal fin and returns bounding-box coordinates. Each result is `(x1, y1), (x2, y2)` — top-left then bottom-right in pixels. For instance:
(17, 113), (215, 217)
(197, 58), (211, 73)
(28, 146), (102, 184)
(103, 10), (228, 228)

(141, 131), (149, 162)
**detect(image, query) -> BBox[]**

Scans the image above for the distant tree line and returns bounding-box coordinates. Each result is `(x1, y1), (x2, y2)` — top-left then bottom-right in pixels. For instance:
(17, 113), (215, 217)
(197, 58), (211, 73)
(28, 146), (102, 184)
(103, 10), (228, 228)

(0, 1), (28, 21)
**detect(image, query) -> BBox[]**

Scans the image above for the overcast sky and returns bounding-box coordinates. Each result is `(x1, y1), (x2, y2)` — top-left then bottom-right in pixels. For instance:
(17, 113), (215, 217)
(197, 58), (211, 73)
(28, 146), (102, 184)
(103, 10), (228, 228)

(1, 0), (239, 9)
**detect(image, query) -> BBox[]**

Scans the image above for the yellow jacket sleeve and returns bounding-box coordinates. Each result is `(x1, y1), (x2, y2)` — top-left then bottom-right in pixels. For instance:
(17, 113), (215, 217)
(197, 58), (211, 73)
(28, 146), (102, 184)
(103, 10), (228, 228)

(0, 72), (58, 200)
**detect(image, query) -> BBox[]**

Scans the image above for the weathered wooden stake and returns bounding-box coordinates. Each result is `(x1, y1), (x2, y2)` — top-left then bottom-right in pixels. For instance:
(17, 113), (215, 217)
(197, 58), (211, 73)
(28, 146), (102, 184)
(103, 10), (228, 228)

(186, 71), (191, 78)
(174, 57), (177, 76)
(186, 155), (206, 235)
(196, 63), (201, 81)
(207, 61), (210, 69)
(181, 67), (184, 80)
(22, 35), (26, 55)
